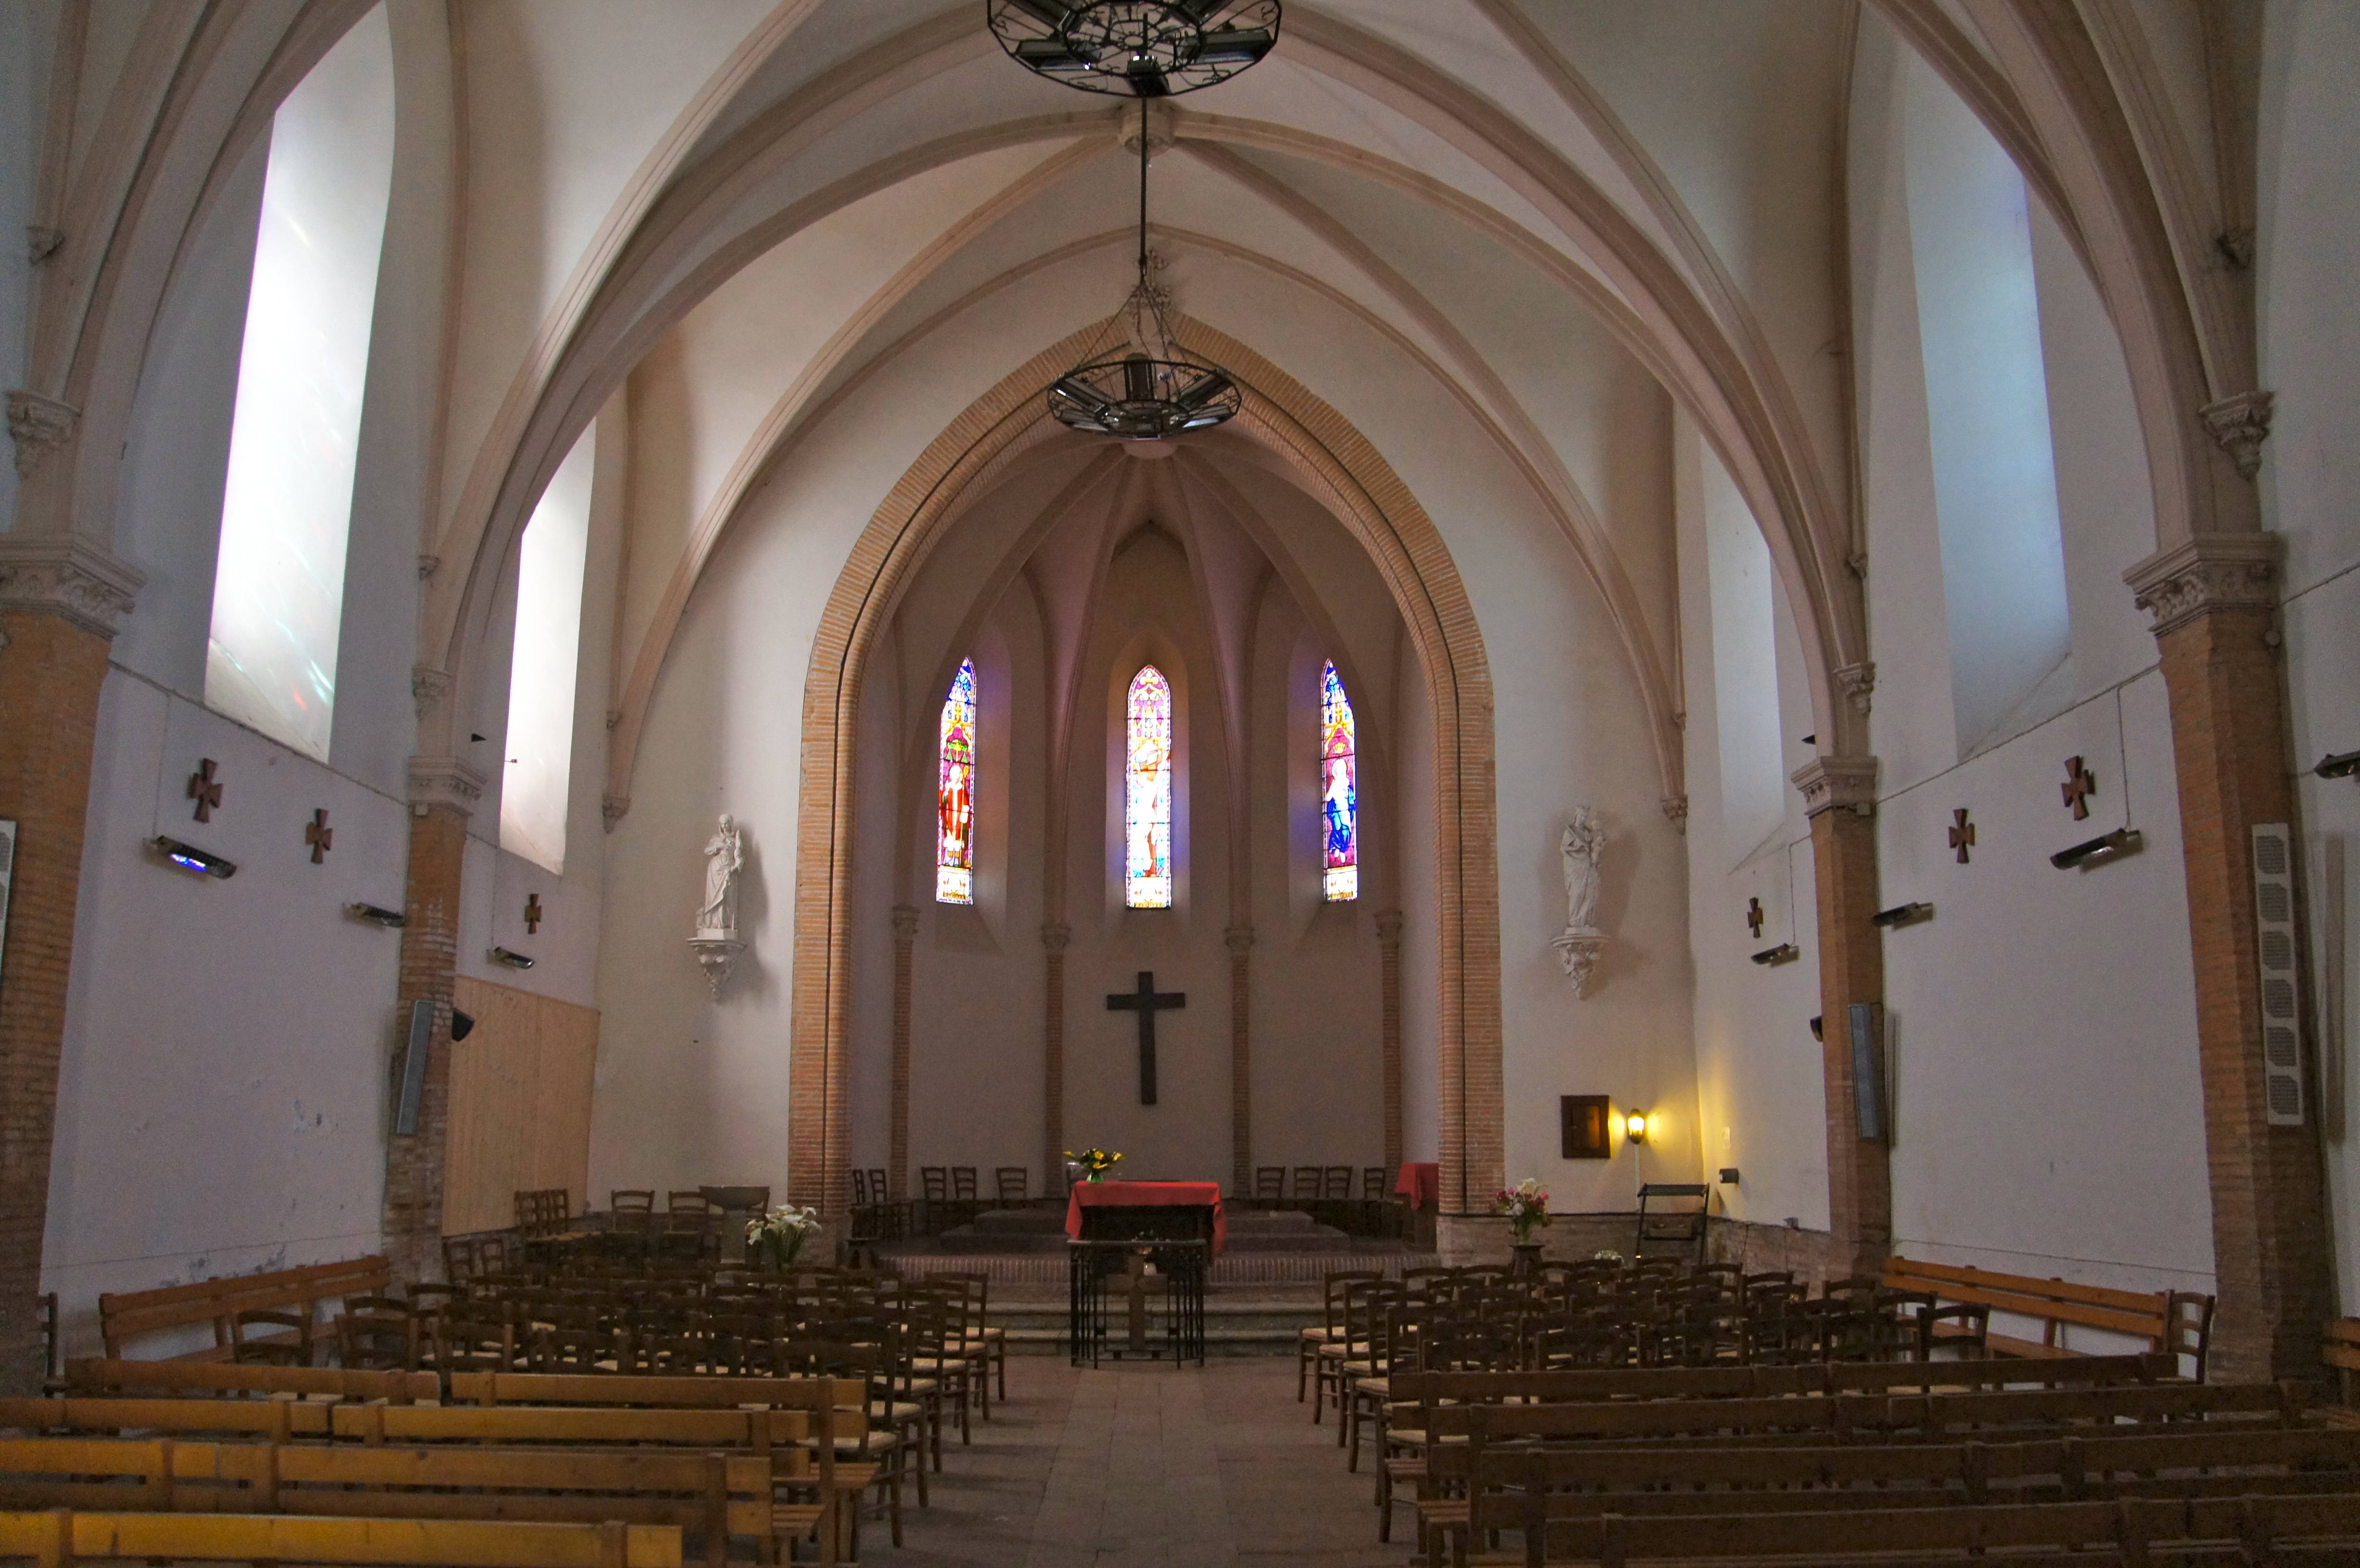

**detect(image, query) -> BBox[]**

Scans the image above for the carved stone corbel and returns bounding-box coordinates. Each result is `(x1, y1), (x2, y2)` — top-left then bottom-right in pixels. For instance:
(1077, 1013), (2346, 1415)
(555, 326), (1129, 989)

(2199, 390), (2275, 480)
(5, 390), (77, 478)
(410, 666), (453, 722)
(1835, 661), (1876, 715)
(601, 794), (631, 833)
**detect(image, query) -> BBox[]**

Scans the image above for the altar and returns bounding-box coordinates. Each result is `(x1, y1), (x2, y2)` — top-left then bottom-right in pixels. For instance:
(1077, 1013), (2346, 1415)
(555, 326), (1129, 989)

(1065, 1180), (1222, 1366)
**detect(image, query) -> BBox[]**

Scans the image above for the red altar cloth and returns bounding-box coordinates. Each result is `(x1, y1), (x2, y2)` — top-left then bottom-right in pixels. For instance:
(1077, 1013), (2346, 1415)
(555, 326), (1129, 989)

(1065, 1181), (1227, 1259)
(1393, 1161), (1441, 1210)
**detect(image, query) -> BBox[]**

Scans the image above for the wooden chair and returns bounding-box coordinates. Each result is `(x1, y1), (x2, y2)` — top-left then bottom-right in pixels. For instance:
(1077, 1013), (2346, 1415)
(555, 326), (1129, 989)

(918, 1167), (949, 1232)
(228, 1311), (311, 1367)
(1290, 1166), (1323, 1207)
(1252, 1166), (1284, 1209)
(1300, 1270), (1380, 1406)
(927, 1271), (1007, 1402)
(993, 1166), (1029, 1207)
(949, 1166), (980, 1227)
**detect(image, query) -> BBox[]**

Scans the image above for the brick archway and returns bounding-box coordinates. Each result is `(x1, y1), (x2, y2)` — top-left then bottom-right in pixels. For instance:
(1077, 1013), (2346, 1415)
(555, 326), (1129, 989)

(785, 318), (1501, 1223)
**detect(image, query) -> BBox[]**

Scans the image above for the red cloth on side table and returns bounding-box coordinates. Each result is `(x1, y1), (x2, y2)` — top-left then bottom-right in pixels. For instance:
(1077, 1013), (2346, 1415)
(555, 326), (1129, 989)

(1065, 1180), (1227, 1260)
(1393, 1161), (1440, 1210)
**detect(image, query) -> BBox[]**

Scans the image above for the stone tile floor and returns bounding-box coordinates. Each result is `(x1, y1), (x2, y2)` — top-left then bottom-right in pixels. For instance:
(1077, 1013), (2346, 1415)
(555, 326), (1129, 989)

(885, 1357), (1407, 1567)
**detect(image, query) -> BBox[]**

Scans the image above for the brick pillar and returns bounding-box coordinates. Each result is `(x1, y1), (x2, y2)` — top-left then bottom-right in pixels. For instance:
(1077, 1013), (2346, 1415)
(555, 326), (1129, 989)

(381, 756), (484, 1286)
(1226, 925), (1253, 1193)
(1041, 923), (1069, 1190)
(1377, 909), (1404, 1172)
(888, 906), (918, 1200)
(1793, 757), (1892, 1278)
(0, 536), (138, 1395)
(2128, 534), (2331, 1383)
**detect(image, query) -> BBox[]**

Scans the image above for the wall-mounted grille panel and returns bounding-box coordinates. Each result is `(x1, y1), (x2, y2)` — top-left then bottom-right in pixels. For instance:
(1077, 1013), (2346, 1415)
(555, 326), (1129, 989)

(2253, 823), (2304, 1127)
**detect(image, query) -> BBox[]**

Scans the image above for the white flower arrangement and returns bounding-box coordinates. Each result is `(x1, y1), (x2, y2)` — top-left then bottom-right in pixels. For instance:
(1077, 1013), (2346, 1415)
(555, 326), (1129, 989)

(746, 1203), (820, 1266)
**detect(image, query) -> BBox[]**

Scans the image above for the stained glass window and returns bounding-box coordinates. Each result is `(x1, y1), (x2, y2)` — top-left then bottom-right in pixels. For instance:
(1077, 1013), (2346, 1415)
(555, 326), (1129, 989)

(1321, 661), (1358, 902)
(1125, 665), (1174, 908)
(935, 659), (977, 904)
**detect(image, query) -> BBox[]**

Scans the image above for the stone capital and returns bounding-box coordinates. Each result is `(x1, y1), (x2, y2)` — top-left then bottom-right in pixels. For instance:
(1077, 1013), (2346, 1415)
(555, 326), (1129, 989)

(6, 389), (77, 478)
(1224, 924), (1254, 954)
(1375, 908), (1405, 944)
(891, 904), (921, 942)
(2125, 533), (2281, 637)
(1659, 794), (1689, 829)
(2199, 390), (2274, 480)
(407, 754), (489, 816)
(1040, 922), (1072, 953)
(601, 794), (630, 832)
(1792, 756), (1880, 818)
(0, 533), (143, 638)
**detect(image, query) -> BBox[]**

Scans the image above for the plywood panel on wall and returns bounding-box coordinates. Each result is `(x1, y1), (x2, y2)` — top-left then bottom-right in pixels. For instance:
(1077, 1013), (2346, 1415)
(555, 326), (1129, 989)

(444, 978), (599, 1236)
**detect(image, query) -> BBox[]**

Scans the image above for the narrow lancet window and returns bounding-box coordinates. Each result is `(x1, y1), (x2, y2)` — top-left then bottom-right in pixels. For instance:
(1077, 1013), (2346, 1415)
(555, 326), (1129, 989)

(1321, 661), (1359, 902)
(1125, 665), (1174, 908)
(936, 659), (978, 904)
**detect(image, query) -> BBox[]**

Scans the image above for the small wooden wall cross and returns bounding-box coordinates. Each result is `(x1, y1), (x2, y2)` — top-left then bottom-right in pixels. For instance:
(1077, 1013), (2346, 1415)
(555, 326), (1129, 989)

(2061, 756), (2097, 819)
(1745, 897), (1765, 938)
(524, 894), (543, 934)
(186, 759), (223, 822)
(1948, 808), (1976, 864)
(306, 809), (334, 864)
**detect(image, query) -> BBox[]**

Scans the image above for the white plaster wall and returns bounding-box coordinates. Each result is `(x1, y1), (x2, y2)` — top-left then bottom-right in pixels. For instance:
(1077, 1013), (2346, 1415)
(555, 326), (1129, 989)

(2258, 0), (2360, 1310)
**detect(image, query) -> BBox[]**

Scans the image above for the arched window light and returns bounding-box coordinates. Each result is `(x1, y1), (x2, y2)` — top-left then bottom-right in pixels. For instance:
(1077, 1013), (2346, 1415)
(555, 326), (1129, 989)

(936, 658), (978, 905)
(1125, 666), (1174, 908)
(1320, 661), (1358, 902)
(498, 426), (595, 876)
(202, 6), (393, 761)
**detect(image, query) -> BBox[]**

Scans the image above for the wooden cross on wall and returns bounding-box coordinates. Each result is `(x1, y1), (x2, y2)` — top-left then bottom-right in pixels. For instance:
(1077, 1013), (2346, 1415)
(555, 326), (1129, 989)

(2061, 757), (2097, 820)
(1745, 897), (1765, 939)
(525, 894), (543, 934)
(1106, 970), (1186, 1106)
(306, 809), (333, 864)
(1949, 808), (1976, 864)
(186, 759), (223, 823)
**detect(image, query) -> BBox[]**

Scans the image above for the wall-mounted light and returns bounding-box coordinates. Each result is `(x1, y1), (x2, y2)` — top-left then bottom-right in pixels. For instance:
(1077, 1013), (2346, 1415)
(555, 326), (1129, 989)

(1623, 1110), (1649, 1145)
(347, 902), (406, 928)
(2051, 826), (2142, 870)
(490, 946), (535, 969)
(1750, 942), (1799, 966)
(151, 836), (236, 879)
(1808, 1015), (1824, 1041)
(1717, 1167), (1740, 1186)
(2318, 749), (2360, 780)
(1871, 901), (1934, 929)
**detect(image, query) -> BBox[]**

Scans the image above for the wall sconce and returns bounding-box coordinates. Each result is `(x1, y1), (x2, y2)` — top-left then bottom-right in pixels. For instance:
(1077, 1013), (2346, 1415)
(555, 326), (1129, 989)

(490, 946), (535, 969)
(347, 902), (406, 928)
(2318, 749), (2360, 780)
(1750, 942), (1799, 966)
(1871, 901), (1934, 929)
(2051, 827), (2142, 870)
(151, 836), (236, 879)
(1623, 1110), (1649, 1145)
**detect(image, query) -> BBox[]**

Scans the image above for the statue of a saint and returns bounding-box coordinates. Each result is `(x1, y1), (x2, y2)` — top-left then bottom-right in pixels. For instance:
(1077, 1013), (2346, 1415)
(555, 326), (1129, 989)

(1561, 807), (1604, 935)
(697, 814), (742, 935)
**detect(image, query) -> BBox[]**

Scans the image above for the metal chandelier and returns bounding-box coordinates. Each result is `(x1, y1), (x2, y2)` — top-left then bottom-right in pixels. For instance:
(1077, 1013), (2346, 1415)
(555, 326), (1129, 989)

(986, 1), (1281, 99)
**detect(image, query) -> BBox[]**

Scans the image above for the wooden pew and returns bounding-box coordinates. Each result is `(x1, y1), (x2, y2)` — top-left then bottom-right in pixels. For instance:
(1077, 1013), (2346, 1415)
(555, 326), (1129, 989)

(1463, 1490), (2360, 1567)
(96, 1256), (390, 1362)
(0, 1402), (839, 1565)
(63, 1357), (436, 1403)
(0, 1437), (776, 1568)
(1884, 1255), (2214, 1377)
(0, 1508), (680, 1568)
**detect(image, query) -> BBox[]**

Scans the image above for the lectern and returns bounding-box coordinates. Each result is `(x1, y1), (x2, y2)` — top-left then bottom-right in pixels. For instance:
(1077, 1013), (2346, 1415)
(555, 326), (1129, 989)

(1065, 1181), (1221, 1366)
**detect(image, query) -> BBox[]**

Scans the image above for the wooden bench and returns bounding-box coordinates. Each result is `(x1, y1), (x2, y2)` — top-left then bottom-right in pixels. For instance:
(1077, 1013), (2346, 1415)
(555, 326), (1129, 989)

(1884, 1255), (2214, 1377)
(0, 1436), (781, 1568)
(62, 1357), (436, 1404)
(1462, 1489), (2360, 1567)
(0, 1401), (843, 1564)
(95, 1256), (391, 1363)
(0, 1507), (680, 1568)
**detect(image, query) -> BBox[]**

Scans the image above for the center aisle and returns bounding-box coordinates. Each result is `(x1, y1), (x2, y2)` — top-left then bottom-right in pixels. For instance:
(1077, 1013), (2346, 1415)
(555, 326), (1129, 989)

(893, 1359), (1400, 1568)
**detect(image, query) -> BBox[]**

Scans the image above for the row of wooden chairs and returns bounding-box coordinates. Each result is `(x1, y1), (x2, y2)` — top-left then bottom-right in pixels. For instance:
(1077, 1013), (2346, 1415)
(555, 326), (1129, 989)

(1376, 1366), (2330, 1564)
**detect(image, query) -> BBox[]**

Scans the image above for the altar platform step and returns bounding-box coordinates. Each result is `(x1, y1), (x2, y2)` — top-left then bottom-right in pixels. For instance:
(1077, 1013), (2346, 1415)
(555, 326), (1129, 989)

(936, 1283), (1341, 1357)
(869, 1244), (1412, 1292)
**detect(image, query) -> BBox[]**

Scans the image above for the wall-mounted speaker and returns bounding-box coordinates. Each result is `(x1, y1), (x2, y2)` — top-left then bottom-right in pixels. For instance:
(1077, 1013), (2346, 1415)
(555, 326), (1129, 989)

(394, 999), (432, 1136)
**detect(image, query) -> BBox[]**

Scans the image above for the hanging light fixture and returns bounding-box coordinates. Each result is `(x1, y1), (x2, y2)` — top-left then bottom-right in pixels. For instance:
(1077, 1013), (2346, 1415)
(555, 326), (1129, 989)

(1038, 101), (1243, 439)
(987, 1), (1281, 99)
